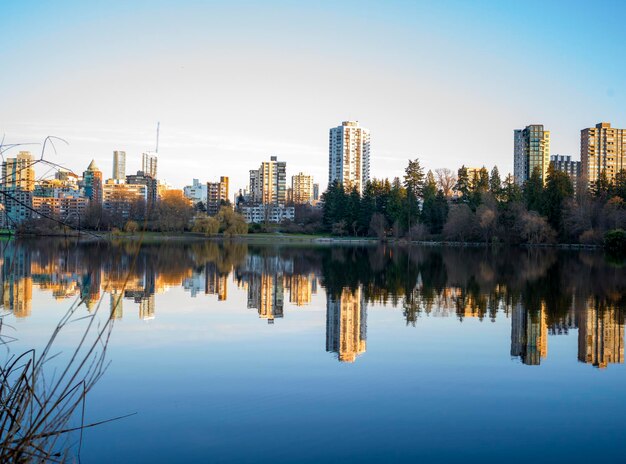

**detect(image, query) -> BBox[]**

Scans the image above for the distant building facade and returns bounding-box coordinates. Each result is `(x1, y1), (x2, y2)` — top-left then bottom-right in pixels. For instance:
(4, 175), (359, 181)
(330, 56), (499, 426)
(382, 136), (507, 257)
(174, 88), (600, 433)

(206, 176), (229, 215)
(126, 171), (158, 207)
(550, 155), (581, 190)
(112, 150), (126, 180)
(240, 204), (295, 224)
(329, 121), (370, 194)
(183, 179), (208, 205)
(141, 152), (158, 178)
(581, 122), (626, 188)
(1, 151), (35, 227)
(249, 156), (286, 205)
(102, 179), (148, 220)
(514, 125), (550, 185)
(291, 172), (314, 204)
(82, 160), (103, 205)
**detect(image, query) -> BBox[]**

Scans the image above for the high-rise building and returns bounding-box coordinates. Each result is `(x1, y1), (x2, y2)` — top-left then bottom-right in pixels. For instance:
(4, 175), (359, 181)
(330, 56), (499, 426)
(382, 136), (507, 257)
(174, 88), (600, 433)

(249, 156), (286, 205)
(329, 121), (370, 194)
(514, 125), (550, 185)
(206, 176), (229, 216)
(82, 159), (103, 204)
(581, 122), (626, 188)
(1, 151), (36, 227)
(550, 155), (581, 190)
(141, 152), (158, 179)
(126, 171), (158, 207)
(578, 301), (624, 368)
(2, 151), (35, 191)
(112, 150), (126, 180)
(291, 172), (314, 204)
(313, 183), (320, 201)
(326, 287), (367, 363)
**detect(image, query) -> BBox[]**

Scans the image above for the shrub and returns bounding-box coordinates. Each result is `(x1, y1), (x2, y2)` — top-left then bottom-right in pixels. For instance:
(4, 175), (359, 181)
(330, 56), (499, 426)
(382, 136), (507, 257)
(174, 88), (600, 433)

(604, 229), (626, 255)
(124, 220), (139, 234)
(579, 229), (603, 245)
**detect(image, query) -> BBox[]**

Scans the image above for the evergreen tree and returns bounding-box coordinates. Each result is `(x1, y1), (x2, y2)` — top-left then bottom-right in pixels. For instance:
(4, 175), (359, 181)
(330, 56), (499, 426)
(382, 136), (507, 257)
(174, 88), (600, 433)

(614, 169), (626, 201)
(358, 181), (376, 234)
(404, 159), (425, 231)
(387, 177), (406, 232)
(455, 165), (471, 200)
(523, 167), (544, 212)
(503, 174), (522, 204)
(593, 170), (612, 198)
(543, 165), (574, 236)
(489, 166), (502, 198)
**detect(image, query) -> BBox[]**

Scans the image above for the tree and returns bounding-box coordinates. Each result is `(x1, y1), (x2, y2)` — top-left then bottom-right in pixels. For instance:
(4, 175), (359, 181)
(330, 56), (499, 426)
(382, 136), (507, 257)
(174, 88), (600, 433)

(476, 196), (498, 243)
(489, 166), (502, 198)
(516, 210), (556, 244)
(543, 165), (574, 236)
(403, 158), (425, 198)
(455, 166), (471, 200)
(387, 177), (406, 233)
(502, 174), (522, 204)
(152, 192), (194, 232)
(322, 181), (348, 231)
(614, 169), (626, 201)
(435, 168), (456, 197)
(593, 170), (612, 198)
(369, 213), (387, 239)
(404, 159), (424, 232)
(195, 201), (207, 213)
(443, 204), (477, 242)
(216, 207), (247, 237)
(347, 187), (361, 236)
(124, 220), (139, 234)
(422, 190), (448, 234)
(192, 216), (220, 236)
(523, 166), (544, 213)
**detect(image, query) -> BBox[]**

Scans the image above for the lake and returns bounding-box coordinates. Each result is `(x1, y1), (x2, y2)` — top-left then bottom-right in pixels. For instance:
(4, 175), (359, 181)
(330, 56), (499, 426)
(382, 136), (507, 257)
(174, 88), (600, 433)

(2, 239), (625, 463)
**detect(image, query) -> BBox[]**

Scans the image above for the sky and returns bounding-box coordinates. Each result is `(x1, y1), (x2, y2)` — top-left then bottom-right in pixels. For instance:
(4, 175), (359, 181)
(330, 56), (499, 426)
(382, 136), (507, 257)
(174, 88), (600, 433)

(1, 0), (625, 193)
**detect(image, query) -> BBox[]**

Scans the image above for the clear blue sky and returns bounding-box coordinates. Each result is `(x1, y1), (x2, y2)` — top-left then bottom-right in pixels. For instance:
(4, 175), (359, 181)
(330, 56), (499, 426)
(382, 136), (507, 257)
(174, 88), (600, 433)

(1, 0), (625, 191)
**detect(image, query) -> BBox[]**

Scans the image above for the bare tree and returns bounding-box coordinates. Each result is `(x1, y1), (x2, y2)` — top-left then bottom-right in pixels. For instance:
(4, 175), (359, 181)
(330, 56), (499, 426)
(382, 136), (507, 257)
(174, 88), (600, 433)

(435, 168), (456, 197)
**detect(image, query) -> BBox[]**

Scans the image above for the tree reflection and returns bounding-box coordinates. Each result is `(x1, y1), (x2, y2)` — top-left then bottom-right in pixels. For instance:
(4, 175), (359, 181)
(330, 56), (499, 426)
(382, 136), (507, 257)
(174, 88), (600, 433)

(0, 239), (624, 368)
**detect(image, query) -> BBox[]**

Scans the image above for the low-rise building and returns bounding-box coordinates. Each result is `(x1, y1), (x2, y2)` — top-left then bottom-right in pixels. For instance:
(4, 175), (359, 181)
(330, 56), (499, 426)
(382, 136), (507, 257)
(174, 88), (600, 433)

(102, 179), (147, 220)
(240, 204), (295, 223)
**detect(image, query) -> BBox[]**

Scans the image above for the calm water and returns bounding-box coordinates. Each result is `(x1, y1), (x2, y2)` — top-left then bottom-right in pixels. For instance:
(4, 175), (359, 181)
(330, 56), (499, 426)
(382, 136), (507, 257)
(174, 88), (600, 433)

(2, 240), (626, 463)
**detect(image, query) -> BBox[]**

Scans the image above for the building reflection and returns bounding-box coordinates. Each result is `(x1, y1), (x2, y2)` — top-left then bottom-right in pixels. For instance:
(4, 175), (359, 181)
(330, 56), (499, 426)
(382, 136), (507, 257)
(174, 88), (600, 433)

(205, 262), (228, 301)
(578, 300), (624, 368)
(511, 303), (548, 366)
(326, 287), (367, 363)
(1, 245), (32, 318)
(0, 241), (624, 370)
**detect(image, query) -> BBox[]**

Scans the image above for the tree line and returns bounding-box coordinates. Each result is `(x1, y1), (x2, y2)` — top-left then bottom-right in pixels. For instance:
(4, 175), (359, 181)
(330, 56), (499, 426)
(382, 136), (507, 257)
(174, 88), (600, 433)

(319, 159), (626, 249)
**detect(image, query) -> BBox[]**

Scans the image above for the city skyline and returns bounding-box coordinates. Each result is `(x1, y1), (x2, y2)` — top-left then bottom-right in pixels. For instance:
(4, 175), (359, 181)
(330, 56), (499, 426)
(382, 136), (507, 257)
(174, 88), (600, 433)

(2, 1), (625, 192)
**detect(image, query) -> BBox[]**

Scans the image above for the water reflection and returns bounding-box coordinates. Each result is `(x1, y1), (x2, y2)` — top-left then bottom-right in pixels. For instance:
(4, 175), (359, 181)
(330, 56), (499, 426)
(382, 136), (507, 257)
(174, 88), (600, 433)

(1, 240), (625, 368)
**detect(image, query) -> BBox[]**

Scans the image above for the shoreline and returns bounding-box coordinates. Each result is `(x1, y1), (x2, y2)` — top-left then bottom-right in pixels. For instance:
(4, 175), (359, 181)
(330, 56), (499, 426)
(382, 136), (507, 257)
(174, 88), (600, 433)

(4, 231), (605, 249)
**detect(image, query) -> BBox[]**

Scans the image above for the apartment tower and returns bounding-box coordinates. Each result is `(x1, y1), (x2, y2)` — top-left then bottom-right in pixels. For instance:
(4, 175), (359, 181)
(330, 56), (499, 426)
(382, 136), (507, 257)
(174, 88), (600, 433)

(206, 176), (229, 215)
(142, 152), (158, 179)
(581, 122), (626, 188)
(513, 125), (550, 185)
(249, 156), (286, 205)
(112, 150), (126, 180)
(291, 172), (314, 204)
(329, 121), (370, 194)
